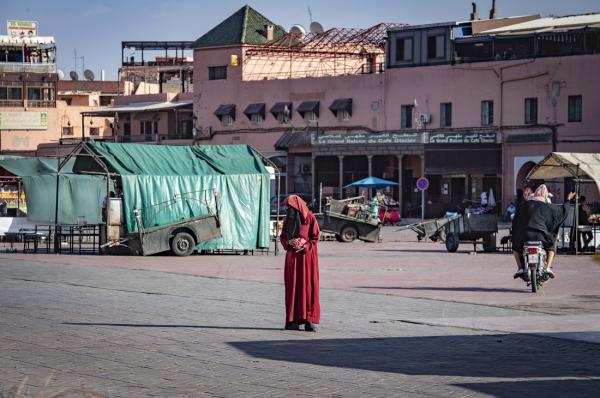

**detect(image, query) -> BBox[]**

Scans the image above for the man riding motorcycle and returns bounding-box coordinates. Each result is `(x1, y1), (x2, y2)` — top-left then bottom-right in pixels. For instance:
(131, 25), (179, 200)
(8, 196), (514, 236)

(511, 185), (574, 279)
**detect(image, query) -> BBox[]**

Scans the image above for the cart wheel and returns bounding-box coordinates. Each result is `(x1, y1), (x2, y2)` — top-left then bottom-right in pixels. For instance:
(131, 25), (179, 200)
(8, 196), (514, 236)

(171, 232), (195, 256)
(335, 234), (344, 242)
(483, 233), (497, 253)
(445, 233), (459, 252)
(339, 225), (358, 243)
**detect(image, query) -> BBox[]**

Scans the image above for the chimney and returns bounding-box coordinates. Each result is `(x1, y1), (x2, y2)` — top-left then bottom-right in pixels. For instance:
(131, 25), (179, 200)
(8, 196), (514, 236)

(265, 25), (274, 41)
(489, 0), (497, 19)
(470, 2), (479, 21)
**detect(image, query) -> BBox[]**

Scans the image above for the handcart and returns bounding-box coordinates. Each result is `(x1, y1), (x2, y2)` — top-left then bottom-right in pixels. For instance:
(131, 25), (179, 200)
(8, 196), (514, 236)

(398, 216), (455, 242)
(443, 213), (498, 252)
(399, 213), (498, 252)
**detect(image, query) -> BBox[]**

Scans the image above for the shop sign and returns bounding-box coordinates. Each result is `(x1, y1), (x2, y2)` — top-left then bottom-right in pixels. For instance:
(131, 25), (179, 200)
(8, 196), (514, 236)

(0, 112), (48, 130)
(427, 132), (497, 144)
(7, 20), (38, 38)
(312, 131), (421, 145)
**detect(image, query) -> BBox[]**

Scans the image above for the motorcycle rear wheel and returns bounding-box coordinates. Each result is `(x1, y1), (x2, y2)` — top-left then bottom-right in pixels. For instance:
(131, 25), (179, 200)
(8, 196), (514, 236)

(531, 269), (538, 293)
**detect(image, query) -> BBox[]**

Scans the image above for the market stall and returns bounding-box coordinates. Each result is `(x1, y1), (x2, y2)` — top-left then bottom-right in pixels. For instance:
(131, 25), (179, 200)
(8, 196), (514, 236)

(526, 152), (600, 254)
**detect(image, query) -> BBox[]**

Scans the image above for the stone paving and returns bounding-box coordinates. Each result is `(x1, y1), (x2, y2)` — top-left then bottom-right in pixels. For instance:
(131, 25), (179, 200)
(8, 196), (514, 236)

(1, 228), (599, 397)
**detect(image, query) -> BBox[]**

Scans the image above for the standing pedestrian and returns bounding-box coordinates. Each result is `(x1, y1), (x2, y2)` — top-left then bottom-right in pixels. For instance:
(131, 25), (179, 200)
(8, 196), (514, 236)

(280, 195), (321, 332)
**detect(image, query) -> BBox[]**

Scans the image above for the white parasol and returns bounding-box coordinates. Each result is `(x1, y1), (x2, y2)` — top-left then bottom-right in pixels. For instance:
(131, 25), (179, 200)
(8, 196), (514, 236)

(488, 188), (496, 207)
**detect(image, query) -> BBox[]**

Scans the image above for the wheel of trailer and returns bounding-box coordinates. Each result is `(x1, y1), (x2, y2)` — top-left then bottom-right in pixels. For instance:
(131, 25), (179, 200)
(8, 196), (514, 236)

(339, 225), (358, 242)
(335, 234), (344, 242)
(171, 232), (195, 256)
(445, 233), (459, 252)
(483, 233), (497, 253)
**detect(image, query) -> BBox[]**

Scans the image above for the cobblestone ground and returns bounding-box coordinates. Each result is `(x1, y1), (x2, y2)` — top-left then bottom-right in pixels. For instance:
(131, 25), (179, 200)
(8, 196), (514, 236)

(1, 228), (599, 397)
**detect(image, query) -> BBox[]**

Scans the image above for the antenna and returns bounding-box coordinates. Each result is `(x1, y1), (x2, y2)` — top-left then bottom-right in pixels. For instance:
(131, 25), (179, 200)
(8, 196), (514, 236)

(308, 6), (313, 23)
(69, 70), (79, 81)
(84, 69), (95, 81)
(57, 69), (65, 80)
(289, 24), (306, 36)
(310, 21), (324, 34)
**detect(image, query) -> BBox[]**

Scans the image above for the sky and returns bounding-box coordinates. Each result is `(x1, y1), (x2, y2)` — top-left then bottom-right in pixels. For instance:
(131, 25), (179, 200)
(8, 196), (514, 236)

(3, 0), (599, 80)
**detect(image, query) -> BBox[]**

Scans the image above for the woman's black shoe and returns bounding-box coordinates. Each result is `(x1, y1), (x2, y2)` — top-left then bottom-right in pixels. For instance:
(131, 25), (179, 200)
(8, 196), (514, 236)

(284, 322), (300, 330)
(304, 322), (318, 332)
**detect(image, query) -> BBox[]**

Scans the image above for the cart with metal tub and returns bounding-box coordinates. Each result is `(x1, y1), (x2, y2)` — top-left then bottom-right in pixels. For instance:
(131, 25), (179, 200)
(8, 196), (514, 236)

(399, 213), (498, 252)
(443, 213), (498, 253)
(315, 197), (381, 243)
(399, 216), (455, 242)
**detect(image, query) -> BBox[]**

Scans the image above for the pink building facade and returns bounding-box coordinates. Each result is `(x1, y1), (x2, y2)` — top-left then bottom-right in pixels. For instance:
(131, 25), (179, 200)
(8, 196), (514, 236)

(186, 7), (600, 216)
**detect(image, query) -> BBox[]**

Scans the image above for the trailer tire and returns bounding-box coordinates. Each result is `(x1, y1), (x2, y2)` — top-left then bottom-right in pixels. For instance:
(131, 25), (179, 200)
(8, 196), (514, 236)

(339, 225), (358, 243)
(171, 232), (195, 256)
(445, 233), (459, 252)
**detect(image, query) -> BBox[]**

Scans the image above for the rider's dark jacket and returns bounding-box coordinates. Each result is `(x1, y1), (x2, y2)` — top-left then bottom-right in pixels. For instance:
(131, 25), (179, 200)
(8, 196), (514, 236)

(511, 200), (571, 252)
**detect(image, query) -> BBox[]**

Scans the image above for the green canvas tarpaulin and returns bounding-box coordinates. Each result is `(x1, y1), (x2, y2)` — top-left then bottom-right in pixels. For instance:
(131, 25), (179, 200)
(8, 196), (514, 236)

(75, 142), (271, 250)
(0, 156), (107, 225)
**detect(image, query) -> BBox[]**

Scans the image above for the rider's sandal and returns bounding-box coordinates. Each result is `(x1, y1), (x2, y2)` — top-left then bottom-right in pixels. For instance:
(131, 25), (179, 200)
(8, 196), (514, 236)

(546, 269), (555, 278)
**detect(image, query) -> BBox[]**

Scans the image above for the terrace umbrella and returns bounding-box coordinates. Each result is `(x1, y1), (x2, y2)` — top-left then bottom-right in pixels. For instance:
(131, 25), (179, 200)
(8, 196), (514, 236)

(343, 176), (399, 189)
(488, 188), (496, 207)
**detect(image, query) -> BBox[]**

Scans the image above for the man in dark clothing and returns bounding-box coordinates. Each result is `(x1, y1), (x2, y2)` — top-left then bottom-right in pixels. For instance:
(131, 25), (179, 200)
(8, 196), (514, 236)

(511, 185), (573, 278)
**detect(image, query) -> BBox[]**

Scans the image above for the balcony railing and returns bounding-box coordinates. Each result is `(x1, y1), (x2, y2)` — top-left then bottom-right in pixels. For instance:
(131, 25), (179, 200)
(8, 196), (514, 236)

(27, 100), (56, 108)
(0, 63), (57, 74)
(0, 99), (24, 107)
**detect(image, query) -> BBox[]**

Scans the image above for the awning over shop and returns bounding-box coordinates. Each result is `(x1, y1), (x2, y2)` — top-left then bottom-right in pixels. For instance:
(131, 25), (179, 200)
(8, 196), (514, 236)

(297, 101), (320, 117)
(425, 144), (501, 174)
(269, 102), (293, 118)
(329, 98), (353, 116)
(526, 152), (600, 191)
(214, 104), (236, 120)
(81, 100), (193, 117)
(243, 103), (265, 119)
(274, 130), (312, 150)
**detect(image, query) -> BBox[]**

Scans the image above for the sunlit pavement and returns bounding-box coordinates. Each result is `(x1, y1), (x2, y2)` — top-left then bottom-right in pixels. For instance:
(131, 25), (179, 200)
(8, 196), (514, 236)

(1, 227), (599, 397)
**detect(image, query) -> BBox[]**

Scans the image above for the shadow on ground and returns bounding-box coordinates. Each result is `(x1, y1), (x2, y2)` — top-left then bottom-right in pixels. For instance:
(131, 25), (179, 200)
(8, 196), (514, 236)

(62, 322), (281, 331)
(356, 286), (526, 293)
(230, 333), (600, 379)
(454, 379), (600, 398)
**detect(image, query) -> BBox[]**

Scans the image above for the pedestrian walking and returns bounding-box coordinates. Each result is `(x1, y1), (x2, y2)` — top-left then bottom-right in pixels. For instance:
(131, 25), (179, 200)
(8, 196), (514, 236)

(280, 194), (321, 332)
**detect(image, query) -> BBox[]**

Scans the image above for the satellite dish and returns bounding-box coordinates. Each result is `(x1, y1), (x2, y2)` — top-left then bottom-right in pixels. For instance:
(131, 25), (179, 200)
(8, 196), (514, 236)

(84, 69), (95, 81)
(289, 24), (306, 36)
(310, 21), (324, 34)
(57, 69), (65, 80)
(69, 70), (79, 81)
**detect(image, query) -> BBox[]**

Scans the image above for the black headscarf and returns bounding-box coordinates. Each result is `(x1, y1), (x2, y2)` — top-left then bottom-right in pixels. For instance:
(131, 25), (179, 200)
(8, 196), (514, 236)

(284, 206), (302, 238)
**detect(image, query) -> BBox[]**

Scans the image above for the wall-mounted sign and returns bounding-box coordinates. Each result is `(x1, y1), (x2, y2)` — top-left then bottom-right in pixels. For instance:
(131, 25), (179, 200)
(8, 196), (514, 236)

(312, 131), (421, 145)
(0, 112), (48, 130)
(428, 132), (497, 144)
(7, 20), (38, 38)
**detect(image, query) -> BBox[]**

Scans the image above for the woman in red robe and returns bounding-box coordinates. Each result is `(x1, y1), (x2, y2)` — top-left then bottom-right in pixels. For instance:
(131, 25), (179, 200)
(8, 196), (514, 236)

(280, 195), (321, 332)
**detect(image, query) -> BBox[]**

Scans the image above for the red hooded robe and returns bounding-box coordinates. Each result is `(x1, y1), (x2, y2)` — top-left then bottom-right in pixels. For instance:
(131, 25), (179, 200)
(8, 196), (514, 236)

(280, 195), (321, 324)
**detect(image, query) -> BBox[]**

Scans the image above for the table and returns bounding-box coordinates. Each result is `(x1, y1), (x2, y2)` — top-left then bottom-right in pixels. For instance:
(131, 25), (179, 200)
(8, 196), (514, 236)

(55, 224), (102, 255)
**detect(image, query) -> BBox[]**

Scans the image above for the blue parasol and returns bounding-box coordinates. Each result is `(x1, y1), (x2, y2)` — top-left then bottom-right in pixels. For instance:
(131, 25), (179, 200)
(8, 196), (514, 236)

(343, 176), (399, 189)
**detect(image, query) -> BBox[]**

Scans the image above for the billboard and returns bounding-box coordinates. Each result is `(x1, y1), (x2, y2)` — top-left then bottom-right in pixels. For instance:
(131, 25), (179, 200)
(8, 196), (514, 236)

(0, 112), (48, 130)
(7, 20), (38, 38)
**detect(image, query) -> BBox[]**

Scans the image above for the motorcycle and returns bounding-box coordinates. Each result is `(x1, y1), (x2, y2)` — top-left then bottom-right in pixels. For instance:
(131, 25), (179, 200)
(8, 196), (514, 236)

(521, 241), (551, 293)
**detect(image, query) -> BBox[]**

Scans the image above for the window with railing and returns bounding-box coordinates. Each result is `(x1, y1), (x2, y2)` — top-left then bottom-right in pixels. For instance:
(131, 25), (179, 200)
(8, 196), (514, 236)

(27, 85), (55, 108)
(89, 127), (100, 136)
(62, 127), (73, 136)
(0, 84), (24, 107)
(208, 65), (227, 80)
(401, 105), (414, 128)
